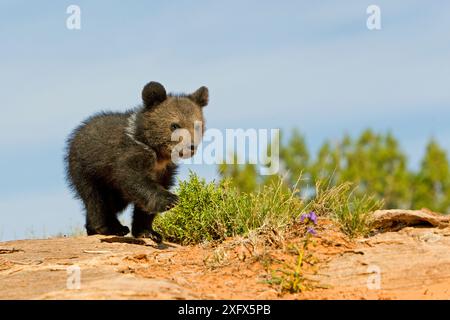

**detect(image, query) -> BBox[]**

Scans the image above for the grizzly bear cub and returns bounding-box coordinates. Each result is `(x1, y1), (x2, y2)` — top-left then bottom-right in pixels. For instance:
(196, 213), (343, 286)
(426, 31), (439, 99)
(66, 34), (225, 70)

(65, 81), (208, 242)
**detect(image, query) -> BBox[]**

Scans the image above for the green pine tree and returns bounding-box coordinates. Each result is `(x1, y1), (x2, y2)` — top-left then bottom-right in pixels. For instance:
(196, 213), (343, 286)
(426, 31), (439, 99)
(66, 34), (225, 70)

(278, 129), (310, 188)
(412, 139), (450, 213)
(218, 154), (259, 193)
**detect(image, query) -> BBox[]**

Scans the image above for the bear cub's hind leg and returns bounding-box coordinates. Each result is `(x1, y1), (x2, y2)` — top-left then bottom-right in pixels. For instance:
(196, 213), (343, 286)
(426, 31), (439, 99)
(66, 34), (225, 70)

(132, 207), (162, 243)
(84, 184), (130, 236)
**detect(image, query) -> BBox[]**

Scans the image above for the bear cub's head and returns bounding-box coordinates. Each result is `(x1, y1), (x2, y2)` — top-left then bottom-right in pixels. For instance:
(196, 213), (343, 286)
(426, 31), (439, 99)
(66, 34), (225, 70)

(132, 81), (209, 162)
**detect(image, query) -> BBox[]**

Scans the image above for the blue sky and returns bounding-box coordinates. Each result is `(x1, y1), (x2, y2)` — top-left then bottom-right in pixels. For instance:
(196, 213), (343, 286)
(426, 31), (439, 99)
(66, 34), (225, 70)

(1, 1), (449, 241)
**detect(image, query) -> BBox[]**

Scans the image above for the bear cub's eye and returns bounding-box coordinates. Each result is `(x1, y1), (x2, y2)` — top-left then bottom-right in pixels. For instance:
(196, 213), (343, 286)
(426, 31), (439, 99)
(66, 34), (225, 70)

(170, 123), (181, 132)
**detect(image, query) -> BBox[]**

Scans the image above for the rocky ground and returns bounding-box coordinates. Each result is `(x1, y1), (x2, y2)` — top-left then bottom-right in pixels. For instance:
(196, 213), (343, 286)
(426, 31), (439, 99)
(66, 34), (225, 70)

(1, 210), (449, 300)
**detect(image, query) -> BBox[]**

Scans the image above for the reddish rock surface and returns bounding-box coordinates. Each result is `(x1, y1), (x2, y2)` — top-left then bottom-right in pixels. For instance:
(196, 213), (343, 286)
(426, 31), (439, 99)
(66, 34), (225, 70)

(1, 210), (449, 300)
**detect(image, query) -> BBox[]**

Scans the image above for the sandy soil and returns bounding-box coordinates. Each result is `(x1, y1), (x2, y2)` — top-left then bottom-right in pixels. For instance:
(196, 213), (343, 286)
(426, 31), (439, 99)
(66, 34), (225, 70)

(1, 212), (450, 300)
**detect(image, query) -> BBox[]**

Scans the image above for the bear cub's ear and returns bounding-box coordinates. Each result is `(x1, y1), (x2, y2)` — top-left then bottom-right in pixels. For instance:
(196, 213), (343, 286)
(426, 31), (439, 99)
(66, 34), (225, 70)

(189, 86), (209, 107)
(142, 81), (167, 108)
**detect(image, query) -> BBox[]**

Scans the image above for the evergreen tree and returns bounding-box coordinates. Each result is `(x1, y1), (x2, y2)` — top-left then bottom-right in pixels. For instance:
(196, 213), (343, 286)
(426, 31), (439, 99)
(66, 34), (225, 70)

(310, 134), (351, 187)
(412, 139), (450, 213)
(278, 129), (310, 188)
(339, 130), (410, 208)
(218, 155), (259, 193)
(218, 129), (449, 214)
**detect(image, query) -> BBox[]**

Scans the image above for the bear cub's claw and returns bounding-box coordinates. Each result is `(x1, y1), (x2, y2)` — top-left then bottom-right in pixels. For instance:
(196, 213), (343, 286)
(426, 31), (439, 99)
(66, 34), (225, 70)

(87, 225), (130, 237)
(115, 225), (131, 236)
(158, 192), (179, 212)
(134, 230), (163, 243)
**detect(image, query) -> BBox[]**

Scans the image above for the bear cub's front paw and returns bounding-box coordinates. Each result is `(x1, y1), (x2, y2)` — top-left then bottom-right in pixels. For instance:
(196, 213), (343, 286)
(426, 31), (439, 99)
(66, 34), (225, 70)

(157, 192), (179, 212)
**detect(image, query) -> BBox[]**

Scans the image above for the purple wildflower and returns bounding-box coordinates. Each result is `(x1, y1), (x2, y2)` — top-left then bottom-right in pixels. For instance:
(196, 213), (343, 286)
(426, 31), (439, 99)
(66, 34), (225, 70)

(306, 227), (317, 236)
(300, 211), (318, 225)
(309, 211), (317, 225)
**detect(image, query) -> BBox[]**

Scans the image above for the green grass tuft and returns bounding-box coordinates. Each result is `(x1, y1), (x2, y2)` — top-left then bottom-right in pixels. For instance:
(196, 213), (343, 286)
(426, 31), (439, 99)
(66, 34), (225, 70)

(155, 172), (383, 244)
(308, 181), (383, 237)
(154, 172), (303, 245)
